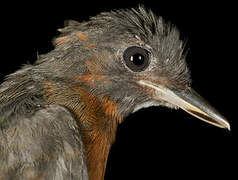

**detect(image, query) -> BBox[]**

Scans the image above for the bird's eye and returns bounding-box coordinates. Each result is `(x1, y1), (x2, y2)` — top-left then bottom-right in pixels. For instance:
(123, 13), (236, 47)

(123, 46), (150, 72)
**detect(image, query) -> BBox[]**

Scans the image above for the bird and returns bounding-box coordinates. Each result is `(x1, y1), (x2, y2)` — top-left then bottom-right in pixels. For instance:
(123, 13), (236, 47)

(0, 6), (230, 180)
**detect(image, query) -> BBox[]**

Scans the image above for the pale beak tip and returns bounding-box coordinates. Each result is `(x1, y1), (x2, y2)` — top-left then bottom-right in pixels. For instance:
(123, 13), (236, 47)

(225, 122), (231, 131)
(219, 118), (230, 131)
(220, 117), (230, 131)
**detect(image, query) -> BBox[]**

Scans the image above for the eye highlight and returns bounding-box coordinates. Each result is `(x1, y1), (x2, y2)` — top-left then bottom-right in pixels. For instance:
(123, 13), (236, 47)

(123, 46), (150, 72)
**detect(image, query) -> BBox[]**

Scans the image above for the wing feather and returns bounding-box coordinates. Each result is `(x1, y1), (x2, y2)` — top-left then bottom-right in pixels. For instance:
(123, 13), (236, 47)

(0, 104), (89, 180)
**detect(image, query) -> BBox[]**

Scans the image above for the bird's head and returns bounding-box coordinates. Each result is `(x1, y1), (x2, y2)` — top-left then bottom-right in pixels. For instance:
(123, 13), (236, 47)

(45, 6), (229, 130)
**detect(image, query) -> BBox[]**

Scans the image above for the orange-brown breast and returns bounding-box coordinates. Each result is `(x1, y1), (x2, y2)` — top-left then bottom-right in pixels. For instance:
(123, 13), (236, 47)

(43, 81), (121, 180)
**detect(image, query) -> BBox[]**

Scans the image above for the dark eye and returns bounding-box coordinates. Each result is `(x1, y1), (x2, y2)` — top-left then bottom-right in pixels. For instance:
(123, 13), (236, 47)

(123, 46), (150, 72)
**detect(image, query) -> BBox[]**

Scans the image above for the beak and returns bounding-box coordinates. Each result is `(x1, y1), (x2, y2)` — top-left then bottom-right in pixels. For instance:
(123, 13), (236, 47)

(139, 80), (230, 130)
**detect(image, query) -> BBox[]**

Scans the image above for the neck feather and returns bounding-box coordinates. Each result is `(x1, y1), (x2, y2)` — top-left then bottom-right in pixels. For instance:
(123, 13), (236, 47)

(43, 82), (122, 180)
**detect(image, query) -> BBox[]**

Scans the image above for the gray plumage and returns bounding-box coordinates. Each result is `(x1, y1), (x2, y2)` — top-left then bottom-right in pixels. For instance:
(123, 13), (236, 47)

(0, 105), (88, 179)
(0, 6), (212, 180)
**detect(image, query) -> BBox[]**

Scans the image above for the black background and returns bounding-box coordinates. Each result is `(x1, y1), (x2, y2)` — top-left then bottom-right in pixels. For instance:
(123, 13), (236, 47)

(1, 1), (236, 179)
